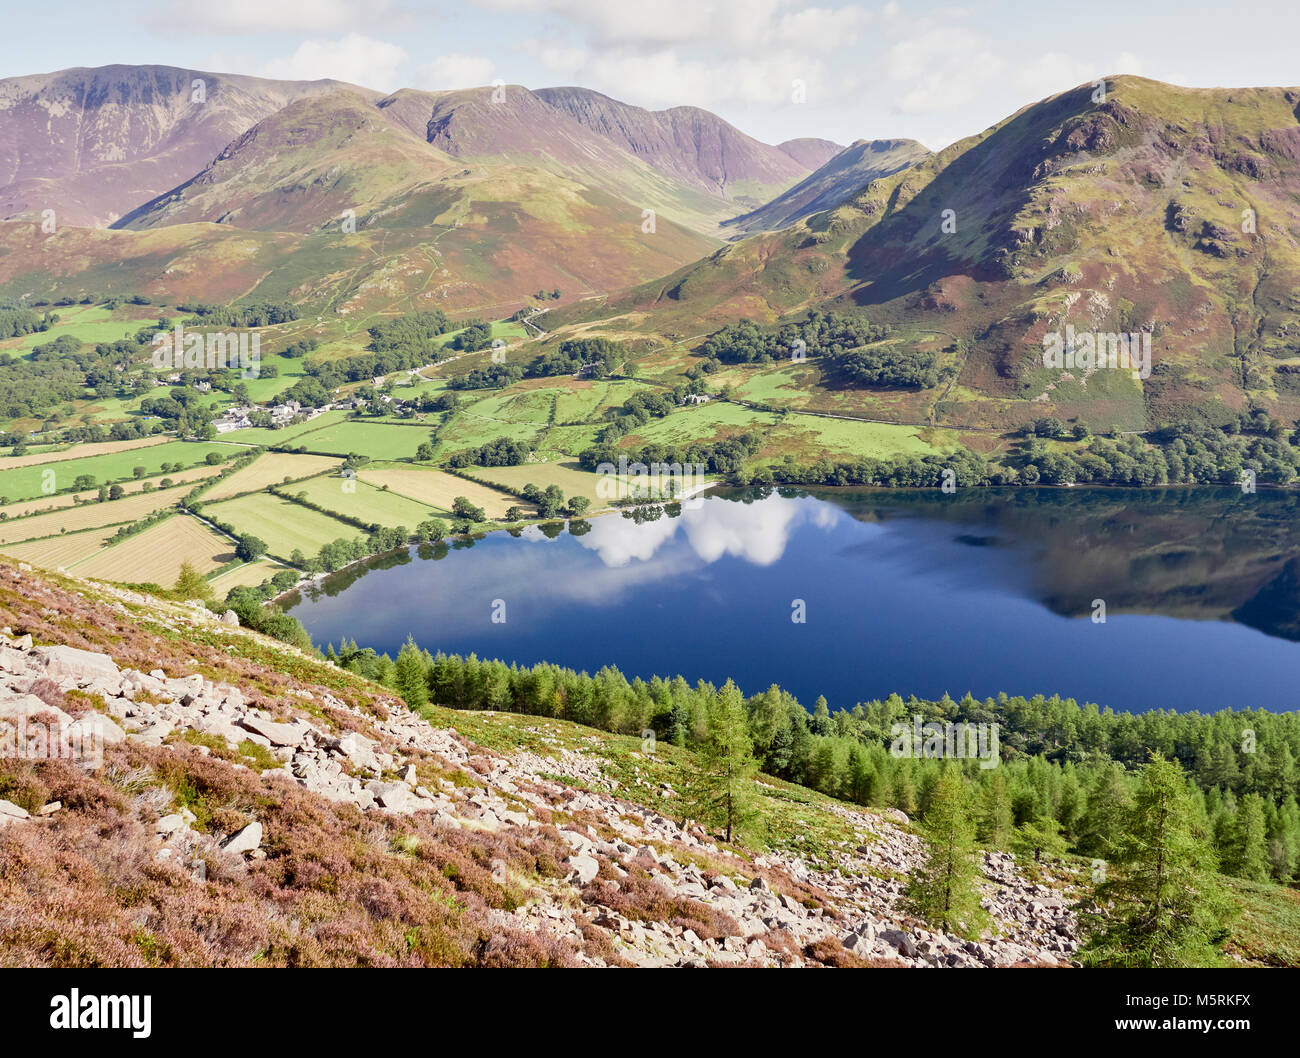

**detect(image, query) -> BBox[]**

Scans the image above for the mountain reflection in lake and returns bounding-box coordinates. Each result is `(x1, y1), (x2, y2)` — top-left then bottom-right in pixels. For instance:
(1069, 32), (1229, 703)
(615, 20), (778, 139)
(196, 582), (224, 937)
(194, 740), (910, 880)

(283, 487), (1300, 713)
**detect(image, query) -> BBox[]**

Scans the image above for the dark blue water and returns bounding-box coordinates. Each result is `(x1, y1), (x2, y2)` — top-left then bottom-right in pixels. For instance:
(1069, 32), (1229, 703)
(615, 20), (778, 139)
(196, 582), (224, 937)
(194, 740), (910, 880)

(285, 487), (1300, 713)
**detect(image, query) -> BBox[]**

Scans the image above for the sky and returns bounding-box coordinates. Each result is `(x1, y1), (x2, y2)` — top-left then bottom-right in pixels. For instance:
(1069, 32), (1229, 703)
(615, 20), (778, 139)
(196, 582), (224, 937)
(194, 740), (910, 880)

(3, 0), (1299, 151)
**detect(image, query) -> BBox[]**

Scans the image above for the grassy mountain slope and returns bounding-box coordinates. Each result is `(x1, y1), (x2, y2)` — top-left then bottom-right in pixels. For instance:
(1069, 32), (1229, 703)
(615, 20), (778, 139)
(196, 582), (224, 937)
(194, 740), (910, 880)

(0, 558), (1080, 968)
(0, 93), (719, 314)
(558, 77), (1300, 434)
(725, 137), (930, 236)
(376, 86), (773, 235)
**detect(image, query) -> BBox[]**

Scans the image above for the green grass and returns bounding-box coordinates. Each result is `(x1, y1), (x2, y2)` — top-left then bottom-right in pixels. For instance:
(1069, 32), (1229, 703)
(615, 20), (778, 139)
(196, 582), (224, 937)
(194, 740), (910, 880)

(730, 364), (812, 406)
(458, 389), (555, 424)
(292, 420), (435, 460)
(1223, 876), (1300, 967)
(540, 424), (602, 458)
(0, 305), (174, 361)
(437, 410), (545, 453)
(552, 379), (650, 423)
(282, 473), (440, 528)
(0, 440), (243, 502)
(81, 385), (176, 421)
(621, 402), (777, 446)
(473, 461), (612, 506)
(767, 414), (958, 460)
(437, 320), (528, 348)
(204, 492), (360, 559)
(240, 358), (308, 403)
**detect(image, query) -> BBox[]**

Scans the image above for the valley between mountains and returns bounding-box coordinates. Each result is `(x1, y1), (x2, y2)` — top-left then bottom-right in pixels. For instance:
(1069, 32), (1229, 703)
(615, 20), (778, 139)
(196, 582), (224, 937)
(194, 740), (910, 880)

(2, 62), (1300, 972)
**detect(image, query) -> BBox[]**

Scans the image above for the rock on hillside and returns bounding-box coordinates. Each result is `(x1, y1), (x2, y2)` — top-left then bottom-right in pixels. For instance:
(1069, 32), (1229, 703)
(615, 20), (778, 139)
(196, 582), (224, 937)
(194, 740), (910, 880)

(0, 560), (1080, 967)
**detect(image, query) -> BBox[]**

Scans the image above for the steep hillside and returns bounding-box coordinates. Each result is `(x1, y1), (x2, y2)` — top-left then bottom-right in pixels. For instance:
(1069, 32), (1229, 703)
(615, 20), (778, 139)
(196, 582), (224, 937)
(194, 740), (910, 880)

(113, 91), (462, 233)
(563, 77), (1300, 434)
(0, 90), (719, 315)
(535, 87), (814, 207)
(0, 559), (1080, 967)
(778, 138), (846, 171)
(377, 86), (785, 235)
(726, 137), (930, 236)
(0, 65), (377, 228)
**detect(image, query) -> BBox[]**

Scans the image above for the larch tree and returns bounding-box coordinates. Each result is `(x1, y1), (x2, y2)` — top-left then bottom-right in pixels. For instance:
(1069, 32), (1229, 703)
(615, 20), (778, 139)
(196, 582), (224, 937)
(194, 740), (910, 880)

(1234, 793), (1271, 882)
(173, 560), (213, 602)
(977, 771), (1015, 848)
(1080, 755), (1235, 967)
(683, 680), (758, 843)
(902, 768), (989, 939)
(393, 636), (430, 711)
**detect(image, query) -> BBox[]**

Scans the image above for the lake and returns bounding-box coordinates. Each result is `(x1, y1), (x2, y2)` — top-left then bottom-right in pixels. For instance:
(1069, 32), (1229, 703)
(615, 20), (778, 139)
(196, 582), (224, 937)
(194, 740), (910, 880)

(284, 486), (1300, 713)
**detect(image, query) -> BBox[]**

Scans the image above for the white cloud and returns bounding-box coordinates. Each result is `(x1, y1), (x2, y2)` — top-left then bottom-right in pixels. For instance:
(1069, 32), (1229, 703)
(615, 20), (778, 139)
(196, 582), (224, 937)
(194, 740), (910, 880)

(416, 53), (498, 91)
(150, 0), (384, 35)
(489, 0), (876, 52)
(882, 23), (1005, 115)
(262, 34), (408, 91)
(523, 40), (825, 107)
(576, 493), (837, 568)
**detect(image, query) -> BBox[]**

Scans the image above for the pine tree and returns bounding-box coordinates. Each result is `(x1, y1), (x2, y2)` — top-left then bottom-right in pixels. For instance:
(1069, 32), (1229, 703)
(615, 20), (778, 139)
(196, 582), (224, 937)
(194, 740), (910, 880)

(1011, 817), (1068, 863)
(892, 764), (919, 816)
(1234, 793), (1271, 882)
(173, 560), (213, 602)
(977, 771), (1015, 848)
(683, 680), (758, 843)
(811, 695), (832, 735)
(767, 723), (793, 774)
(1076, 763), (1131, 858)
(393, 636), (429, 711)
(902, 769), (989, 939)
(1080, 755), (1235, 967)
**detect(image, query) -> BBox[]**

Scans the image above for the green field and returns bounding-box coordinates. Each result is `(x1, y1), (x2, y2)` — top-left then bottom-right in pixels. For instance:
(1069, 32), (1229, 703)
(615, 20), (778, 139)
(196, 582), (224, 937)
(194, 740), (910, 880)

(620, 401), (777, 446)
(552, 379), (648, 423)
(436, 319), (528, 349)
(459, 388), (555, 424)
(82, 384), (177, 421)
(0, 440), (245, 502)
(293, 420), (435, 460)
(437, 410), (545, 453)
(239, 357), (309, 403)
(537, 424), (602, 459)
(474, 460), (614, 507)
(766, 413), (959, 460)
(283, 473), (441, 528)
(0, 305), (174, 361)
(204, 493), (360, 558)
(729, 364), (813, 406)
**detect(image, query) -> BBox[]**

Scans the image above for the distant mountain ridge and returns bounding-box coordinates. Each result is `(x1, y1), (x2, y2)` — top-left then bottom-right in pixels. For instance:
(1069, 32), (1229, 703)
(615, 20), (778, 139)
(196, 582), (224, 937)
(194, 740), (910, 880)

(0, 66), (862, 238)
(726, 137), (930, 235)
(0, 65), (377, 227)
(534, 86), (819, 206)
